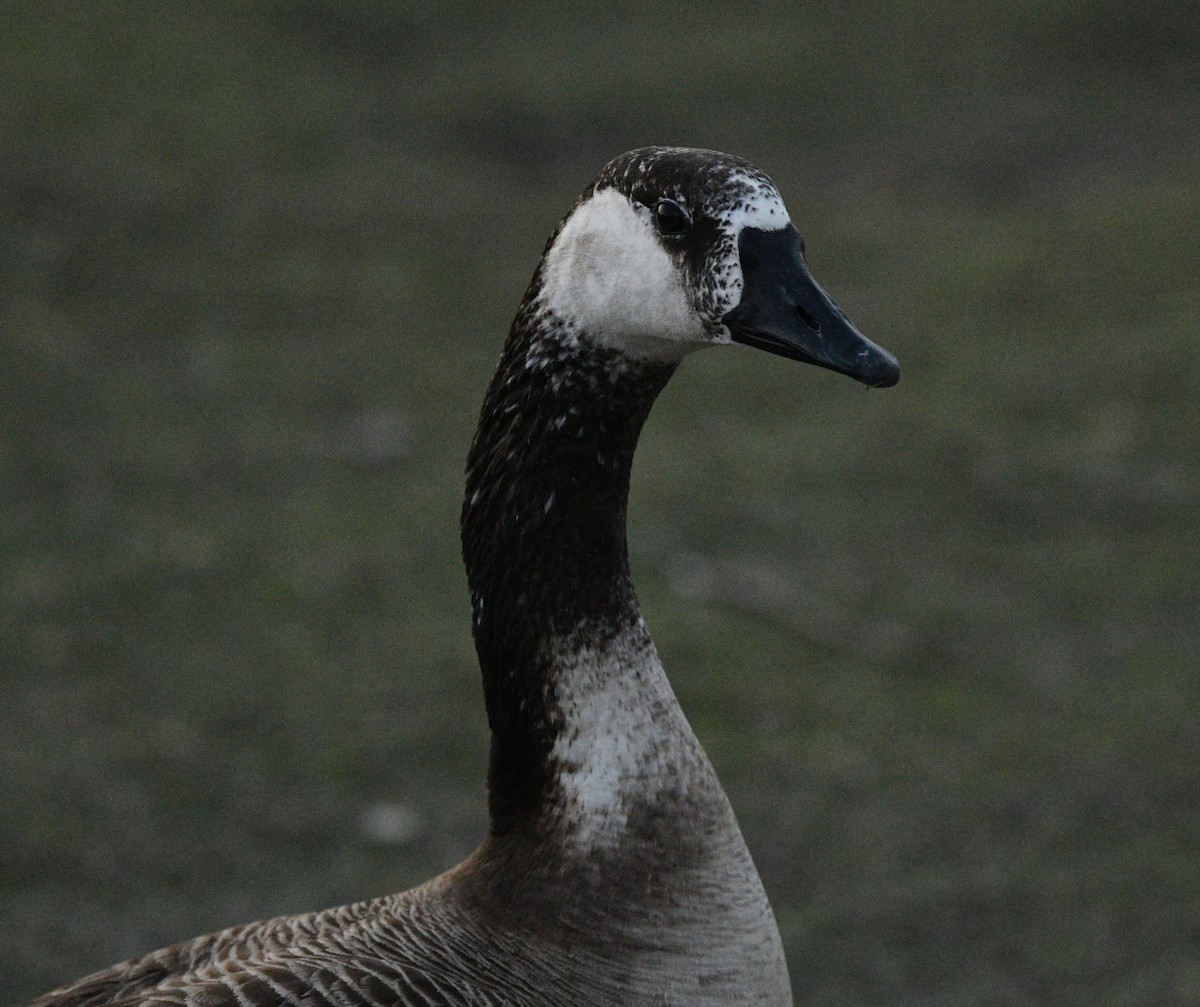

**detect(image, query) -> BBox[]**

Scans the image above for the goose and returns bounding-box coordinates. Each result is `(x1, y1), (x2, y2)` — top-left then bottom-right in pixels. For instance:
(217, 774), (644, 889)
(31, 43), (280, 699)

(29, 147), (899, 1007)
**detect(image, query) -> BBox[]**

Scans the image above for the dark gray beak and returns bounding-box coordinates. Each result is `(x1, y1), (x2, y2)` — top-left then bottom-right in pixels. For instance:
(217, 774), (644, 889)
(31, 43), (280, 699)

(722, 225), (900, 388)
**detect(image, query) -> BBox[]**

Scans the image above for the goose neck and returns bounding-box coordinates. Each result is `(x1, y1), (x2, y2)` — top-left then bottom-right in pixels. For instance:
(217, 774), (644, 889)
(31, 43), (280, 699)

(461, 314), (676, 833)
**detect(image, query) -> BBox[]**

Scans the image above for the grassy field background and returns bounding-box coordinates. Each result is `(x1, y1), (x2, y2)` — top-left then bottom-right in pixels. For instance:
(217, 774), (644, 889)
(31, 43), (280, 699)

(2, 3), (1198, 1004)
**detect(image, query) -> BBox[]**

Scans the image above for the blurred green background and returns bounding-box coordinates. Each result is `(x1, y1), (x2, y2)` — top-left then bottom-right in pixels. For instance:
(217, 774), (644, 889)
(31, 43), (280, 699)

(2, 3), (1197, 1004)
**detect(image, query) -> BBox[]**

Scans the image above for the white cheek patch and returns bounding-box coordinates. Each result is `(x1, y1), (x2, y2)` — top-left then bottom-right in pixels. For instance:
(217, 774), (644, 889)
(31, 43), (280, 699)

(539, 188), (706, 359)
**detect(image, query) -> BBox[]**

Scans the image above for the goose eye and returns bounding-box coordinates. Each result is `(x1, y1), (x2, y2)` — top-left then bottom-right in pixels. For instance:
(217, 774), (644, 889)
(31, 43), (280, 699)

(652, 199), (690, 235)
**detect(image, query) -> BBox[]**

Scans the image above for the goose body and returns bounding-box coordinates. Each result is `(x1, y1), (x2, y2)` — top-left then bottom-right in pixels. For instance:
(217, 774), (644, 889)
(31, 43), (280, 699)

(30, 148), (898, 1007)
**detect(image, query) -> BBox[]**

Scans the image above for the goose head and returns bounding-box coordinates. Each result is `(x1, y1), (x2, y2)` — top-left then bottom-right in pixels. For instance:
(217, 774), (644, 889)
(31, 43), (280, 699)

(538, 146), (900, 387)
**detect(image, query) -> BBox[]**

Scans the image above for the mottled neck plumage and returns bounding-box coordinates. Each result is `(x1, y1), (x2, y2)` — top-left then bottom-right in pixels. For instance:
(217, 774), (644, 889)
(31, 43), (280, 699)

(461, 296), (676, 835)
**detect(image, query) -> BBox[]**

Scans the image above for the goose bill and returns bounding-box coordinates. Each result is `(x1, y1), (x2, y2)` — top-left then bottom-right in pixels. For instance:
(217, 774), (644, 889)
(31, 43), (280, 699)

(723, 225), (900, 388)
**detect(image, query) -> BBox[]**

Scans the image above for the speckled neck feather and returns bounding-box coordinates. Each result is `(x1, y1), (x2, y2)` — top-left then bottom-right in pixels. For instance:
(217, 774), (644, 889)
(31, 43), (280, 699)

(462, 295), (676, 835)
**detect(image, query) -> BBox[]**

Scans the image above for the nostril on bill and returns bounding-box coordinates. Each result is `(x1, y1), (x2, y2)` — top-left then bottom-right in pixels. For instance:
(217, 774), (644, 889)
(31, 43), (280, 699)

(793, 304), (821, 332)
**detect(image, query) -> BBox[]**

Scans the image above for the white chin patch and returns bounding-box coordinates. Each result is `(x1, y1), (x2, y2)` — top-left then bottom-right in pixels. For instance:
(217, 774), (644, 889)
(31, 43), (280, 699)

(539, 188), (705, 360)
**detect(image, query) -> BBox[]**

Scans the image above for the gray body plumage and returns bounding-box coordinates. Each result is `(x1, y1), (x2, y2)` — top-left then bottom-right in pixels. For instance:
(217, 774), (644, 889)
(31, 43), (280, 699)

(36, 739), (788, 1006)
(30, 147), (900, 1007)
